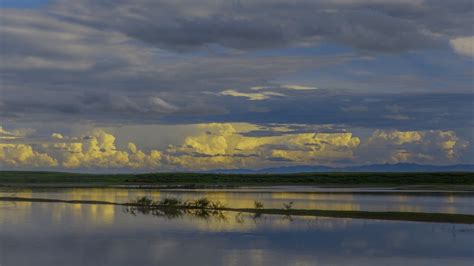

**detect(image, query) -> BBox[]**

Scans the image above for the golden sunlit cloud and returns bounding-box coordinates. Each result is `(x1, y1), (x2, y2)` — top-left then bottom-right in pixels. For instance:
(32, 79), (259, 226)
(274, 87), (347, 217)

(0, 143), (58, 167)
(166, 123), (360, 170)
(50, 130), (162, 169)
(0, 124), (469, 170)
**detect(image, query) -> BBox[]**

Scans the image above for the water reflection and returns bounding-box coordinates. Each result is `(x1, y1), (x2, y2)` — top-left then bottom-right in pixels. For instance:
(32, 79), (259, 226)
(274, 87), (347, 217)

(1, 201), (473, 266)
(123, 204), (228, 220)
(1, 187), (472, 214)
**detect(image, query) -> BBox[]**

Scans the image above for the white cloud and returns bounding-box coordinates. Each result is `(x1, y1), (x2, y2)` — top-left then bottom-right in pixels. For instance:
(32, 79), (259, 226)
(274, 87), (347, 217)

(149, 97), (179, 112)
(0, 126), (21, 140)
(219, 89), (285, 101)
(450, 36), (474, 57)
(282, 85), (318, 90)
(249, 86), (268, 91)
(250, 84), (318, 91)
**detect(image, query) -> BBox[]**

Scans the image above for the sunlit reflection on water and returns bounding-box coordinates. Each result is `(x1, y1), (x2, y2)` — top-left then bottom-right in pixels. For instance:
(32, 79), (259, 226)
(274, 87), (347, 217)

(0, 187), (472, 214)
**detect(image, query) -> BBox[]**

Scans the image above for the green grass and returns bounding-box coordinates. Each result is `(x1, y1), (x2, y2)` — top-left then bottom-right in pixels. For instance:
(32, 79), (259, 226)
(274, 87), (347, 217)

(0, 170), (473, 186)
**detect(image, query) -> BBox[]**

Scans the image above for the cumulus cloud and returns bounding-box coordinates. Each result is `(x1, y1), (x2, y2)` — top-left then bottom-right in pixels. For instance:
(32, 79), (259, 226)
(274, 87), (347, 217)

(0, 144), (58, 168)
(357, 129), (469, 164)
(0, 126), (57, 167)
(0, 127), (162, 170)
(167, 125), (470, 170)
(166, 123), (361, 169)
(450, 36), (474, 57)
(48, 130), (162, 169)
(0, 124), (471, 170)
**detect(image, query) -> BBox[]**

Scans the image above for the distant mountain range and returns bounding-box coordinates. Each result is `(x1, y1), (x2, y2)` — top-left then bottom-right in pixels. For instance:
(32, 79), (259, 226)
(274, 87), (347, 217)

(208, 163), (474, 174)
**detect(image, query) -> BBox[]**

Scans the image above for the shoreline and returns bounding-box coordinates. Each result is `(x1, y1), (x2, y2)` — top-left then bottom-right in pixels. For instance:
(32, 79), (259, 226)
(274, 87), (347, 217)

(1, 171), (473, 190)
(2, 171), (473, 191)
(2, 183), (474, 192)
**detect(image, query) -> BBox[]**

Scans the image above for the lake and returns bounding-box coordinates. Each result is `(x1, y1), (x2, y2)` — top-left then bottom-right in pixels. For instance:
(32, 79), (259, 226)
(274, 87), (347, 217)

(1, 187), (473, 265)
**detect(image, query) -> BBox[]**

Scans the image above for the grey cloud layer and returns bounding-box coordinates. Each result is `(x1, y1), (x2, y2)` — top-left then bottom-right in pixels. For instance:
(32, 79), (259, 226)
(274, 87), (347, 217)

(50, 0), (473, 52)
(0, 9), (353, 123)
(0, 0), (472, 134)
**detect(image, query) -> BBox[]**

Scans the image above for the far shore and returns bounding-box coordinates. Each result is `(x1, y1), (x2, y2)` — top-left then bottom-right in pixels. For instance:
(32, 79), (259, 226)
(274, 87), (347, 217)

(1, 171), (473, 191)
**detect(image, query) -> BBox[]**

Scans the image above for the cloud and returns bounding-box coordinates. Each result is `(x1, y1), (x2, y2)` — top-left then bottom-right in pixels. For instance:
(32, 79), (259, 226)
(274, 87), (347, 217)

(1, 6), (353, 124)
(450, 36), (474, 57)
(1, 3), (471, 129)
(0, 128), (162, 170)
(0, 126), (23, 140)
(0, 128), (57, 167)
(51, 133), (64, 139)
(250, 84), (318, 91)
(218, 84), (318, 101)
(0, 10), (148, 71)
(202, 92), (474, 131)
(0, 144), (58, 167)
(219, 89), (285, 101)
(282, 85), (318, 91)
(0, 0), (472, 170)
(48, 0), (467, 53)
(51, 130), (162, 169)
(166, 123), (360, 169)
(0, 123), (471, 170)
(357, 129), (470, 164)
(149, 97), (179, 113)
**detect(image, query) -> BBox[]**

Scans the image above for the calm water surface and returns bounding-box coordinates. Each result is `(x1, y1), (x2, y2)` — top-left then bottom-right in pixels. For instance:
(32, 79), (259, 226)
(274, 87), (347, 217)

(0, 187), (473, 265)
(1, 186), (473, 213)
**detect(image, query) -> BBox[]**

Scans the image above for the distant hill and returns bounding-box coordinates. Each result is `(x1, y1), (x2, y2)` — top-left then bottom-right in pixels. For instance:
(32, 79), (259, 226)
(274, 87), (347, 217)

(209, 163), (474, 174)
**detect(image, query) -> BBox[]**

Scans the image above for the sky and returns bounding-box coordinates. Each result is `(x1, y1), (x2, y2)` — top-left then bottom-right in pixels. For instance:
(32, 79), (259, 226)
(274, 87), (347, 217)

(0, 0), (473, 172)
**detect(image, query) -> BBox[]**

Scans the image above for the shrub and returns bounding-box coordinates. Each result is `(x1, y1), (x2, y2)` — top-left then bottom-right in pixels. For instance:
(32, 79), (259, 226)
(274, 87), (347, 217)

(191, 197), (211, 208)
(135, 196), (154, 206)
(282, 201), (294, 210)
(254, 201), (264, 209)
(210, 201), (226, 209)
(159, 197), (182, 207)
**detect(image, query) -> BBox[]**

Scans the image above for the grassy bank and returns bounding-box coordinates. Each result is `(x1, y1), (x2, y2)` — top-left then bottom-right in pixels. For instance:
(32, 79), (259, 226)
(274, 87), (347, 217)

(0, 171), (473, 187)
